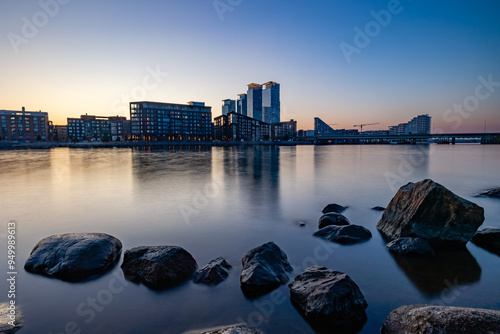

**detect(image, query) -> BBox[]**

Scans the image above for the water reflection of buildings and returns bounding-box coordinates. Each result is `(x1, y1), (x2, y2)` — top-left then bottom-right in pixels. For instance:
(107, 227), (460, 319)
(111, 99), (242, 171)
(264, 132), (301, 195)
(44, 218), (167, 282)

(389, 248), (481, 296)
(221, 146), (280, 217)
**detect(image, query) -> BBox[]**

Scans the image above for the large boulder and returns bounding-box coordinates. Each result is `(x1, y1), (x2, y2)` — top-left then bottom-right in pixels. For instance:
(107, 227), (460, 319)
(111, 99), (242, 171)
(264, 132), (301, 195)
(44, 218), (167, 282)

(318, 212), (350, 229)
(289, 266), (367, 332)
(314, 225), (372, 244)
(472, 227), (500, 256)
(121, 246), (197, 289)
(386, 237), (435, 257)
(184, 324), (263, 334)
(240, 242), (293, 297)
(194, 257), (232, 285)
(24, 233), (122, 281)
(322, 203), (348, 214)
(376, 179), (484, 248)
(381, 305), (500, 334)
(475, 187), (500, 198)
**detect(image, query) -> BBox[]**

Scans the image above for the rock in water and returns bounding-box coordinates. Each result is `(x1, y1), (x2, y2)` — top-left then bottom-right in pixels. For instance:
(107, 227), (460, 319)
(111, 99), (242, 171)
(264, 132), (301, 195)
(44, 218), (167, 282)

(194, 257), (232, 285)
(386, 237), (435, 257)
(289, 266), (367, 331)
(184, 324), (263, 334)
(372, 206), (386, 211)
(121, 246), (197, 289)
(376, 179), (484, 248)
(472, 227), (500, 256)
(475, 187), (500, 198)
(381, 305), (500, 334)
(24, 233), (122, 281)
(314, 225), (372, 244)
(318, 212), (350, 229)
(0, 303), (22, 333)
(240, 242), (293, 297)
(322, 203), (348, 214)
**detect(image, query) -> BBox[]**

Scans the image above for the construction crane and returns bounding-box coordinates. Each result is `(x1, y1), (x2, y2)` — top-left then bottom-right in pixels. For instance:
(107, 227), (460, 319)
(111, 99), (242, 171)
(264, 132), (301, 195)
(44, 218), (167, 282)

(353, 123), (379, 133)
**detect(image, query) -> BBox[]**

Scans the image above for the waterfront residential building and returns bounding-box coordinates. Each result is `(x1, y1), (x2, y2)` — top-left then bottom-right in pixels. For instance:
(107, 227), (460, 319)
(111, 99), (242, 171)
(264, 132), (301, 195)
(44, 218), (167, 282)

(222, 99), (236, 116)
(389, 114), (431, 135)
(130, 101), (212, 141)
(262, 81), (280, 124)
(237, 94), (247, 116)
(53, 125), (67, 141)
(272, 119), (297, 140)
(314, 117), (336, 136)
(67, 114), (130, 142)
(0, 107), (49, 141)
(214, 112), (271, 141)
(247, 84), (262, 121)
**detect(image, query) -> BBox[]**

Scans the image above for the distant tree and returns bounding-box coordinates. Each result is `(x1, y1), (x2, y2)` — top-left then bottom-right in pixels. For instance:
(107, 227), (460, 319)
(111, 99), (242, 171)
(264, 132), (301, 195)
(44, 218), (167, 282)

(116, 136), (121, 142)
(102, 135), (110, 142)
(283, 134), (290, 141)
(263, 134), (270, 141)
(36, 134), (42, 141)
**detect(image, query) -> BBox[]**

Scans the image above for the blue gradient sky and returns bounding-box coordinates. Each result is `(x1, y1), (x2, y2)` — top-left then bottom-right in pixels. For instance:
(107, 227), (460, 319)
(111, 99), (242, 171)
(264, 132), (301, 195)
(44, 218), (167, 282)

(1, 0), (499, 132)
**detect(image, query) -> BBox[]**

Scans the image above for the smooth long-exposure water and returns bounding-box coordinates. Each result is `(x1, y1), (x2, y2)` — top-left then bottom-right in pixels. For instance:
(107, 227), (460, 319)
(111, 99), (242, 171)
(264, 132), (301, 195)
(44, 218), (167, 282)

(1, 144), (499, 333)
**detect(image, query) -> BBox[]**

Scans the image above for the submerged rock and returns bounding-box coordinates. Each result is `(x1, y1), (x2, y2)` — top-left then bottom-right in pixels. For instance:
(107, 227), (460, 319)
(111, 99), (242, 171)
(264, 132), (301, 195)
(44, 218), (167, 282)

(386, 237), (435, 257)
(372, 206), (386, 211)
(314, 225), (372, 244)
(24, 233), (122, 281)
(121, 246), (197, 289)
(381, 305), (500, 334)
(194, 257), (232, 285)
(475, 187), (500, 198)
(184, 324), (263, 334)
(0, 303), (22, 334)
(240, 242), (293, 297)
(318, 212), (350, 229)
(322, 203), (348, 214)
(289, 266), (367, 332)
(472, 227), (500, 256)
(376, 179), (484, 248)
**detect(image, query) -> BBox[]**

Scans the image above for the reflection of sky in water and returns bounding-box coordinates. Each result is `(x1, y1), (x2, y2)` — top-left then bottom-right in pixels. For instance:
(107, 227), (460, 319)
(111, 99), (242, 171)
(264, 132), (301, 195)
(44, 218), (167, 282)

(0, 145), (499, 333)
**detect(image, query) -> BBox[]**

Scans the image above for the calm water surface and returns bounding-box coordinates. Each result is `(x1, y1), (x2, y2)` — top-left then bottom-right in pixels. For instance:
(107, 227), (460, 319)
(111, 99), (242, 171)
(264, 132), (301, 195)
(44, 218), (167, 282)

(0, 145), (499, 333)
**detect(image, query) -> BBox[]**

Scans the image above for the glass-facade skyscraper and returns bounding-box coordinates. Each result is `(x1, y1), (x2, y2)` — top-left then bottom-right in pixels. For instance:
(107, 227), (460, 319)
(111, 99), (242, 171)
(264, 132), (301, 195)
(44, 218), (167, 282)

(262, 81), (280, 124)
(247, 83), (262, 121)
(222, 99), (236, 116)
(237, 94), (247, 116)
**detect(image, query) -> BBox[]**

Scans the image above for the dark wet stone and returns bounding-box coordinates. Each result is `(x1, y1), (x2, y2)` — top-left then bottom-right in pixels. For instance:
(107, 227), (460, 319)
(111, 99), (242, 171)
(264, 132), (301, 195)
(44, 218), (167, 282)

(289, 266), (367, 332)
(121, 246), (197, 289)
(240, 242), (293, 297)
(372, 206), (386, 211)
(184, 324), (263, 334)
(314, 225), (372, 244)
(0, 303), (22, 334)
(386, 237), (435, 257)
(194, 257), (232, 285)
(318, 212), (350, 229)
(475, 187), (500, 198)
(322, 203), (348, 214)
(377, 179), (484, 248)
(382, 305), (500, 334)
(24, 233), (122, 281)
(472, 227), (500, 256)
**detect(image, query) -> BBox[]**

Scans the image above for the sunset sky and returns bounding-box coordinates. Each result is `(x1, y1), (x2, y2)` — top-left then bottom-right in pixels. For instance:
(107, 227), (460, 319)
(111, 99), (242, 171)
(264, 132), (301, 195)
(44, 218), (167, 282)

(1, 0), (499, 132)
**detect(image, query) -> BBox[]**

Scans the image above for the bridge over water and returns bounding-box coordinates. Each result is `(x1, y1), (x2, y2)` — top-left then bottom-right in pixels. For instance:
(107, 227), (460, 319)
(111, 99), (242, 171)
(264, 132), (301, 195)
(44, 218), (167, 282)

(302, 133), (500, 145)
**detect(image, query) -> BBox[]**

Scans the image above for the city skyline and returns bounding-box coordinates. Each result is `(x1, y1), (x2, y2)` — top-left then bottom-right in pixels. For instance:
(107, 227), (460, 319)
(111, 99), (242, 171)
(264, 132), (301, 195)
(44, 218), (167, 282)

(1, 0), (500, 132)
